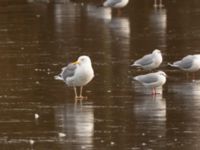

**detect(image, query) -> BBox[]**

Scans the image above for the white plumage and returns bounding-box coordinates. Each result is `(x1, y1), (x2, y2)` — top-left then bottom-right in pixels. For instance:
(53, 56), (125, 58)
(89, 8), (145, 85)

(55, 56), (94, 100)
(131, 49), (163, 70)
(34, 113), (39, 119)
(103, 0), (129, 8)
(168, 54), (200, 72)
(133, 71), (167, 95)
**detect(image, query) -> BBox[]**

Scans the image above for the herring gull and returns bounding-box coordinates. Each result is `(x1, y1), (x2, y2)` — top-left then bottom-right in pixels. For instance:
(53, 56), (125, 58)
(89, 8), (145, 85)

(103, 0), (129, 15)
(54, 56), (94, 100)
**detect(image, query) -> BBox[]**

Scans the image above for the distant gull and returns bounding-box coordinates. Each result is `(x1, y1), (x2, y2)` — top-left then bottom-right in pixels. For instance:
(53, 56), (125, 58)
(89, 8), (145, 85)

(29, 139), (35, 144)
(133, 71), (167, 95)
(54, 56), (94, 100)
(168, 54), (200, 79)
(103, 0), (129, 15)
(34, 113), (39, 119)
(168, 54), (200, 72)
(131, 49), (163, 71)
(103, 0), (129, 8)
(58, 132), (66, 137)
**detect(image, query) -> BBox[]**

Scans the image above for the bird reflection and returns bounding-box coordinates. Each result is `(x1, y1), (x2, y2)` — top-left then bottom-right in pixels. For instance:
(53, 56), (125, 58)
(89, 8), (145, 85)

(166, 81), (200, 147)
(86, 4), (112, 20)
(153, 0), (164, 8)
(133, 94), (166, 142)
(55, 102), (94, 149)
(109, 17), (130, 39)
(53, 1), (78, 35)
(134, 95), (166, 120)
(149, 9), (167, 48)
(133, 81), (164, 95)
(150, 9), (166, 32)
(169, 81), (200, 96)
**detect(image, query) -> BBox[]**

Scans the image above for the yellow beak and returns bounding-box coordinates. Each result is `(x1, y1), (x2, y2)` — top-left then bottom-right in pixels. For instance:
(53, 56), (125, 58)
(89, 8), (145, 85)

(72, 61), (79, 64)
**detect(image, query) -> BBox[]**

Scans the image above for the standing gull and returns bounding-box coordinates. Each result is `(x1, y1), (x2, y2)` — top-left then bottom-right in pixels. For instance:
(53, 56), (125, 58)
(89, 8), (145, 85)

(131, 49), (163, 71)
(54, 56), (94, 100)
(133, 71), (167, 95)
(103, 0), (129, 15)
(168, 54), (200, 79)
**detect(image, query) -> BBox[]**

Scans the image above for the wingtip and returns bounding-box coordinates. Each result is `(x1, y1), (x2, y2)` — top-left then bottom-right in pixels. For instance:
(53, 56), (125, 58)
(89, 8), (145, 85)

(54, 75), (63, 80)
(133, 76), (138, 81)
(167, 62), (171, 66)
(168, 63), (174, 67)
(130, 63), (139, 67)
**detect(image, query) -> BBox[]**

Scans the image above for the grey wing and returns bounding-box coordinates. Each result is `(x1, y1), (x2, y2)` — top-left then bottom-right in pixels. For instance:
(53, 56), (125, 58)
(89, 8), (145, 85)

(140, 74), (158, 84)
(106, 0), (123, 6)
(135, 74), (158, 84)
(60, 63), (77, 80)
(179, 55), (194, 69)
(135, 54), (154, 66)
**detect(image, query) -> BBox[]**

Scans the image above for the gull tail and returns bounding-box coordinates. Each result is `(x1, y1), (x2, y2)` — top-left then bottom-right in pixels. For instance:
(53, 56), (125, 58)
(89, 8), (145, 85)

(168, 62), (179, 68)
(131, 63), (141, 67)
(54, 75), (63, 81)
(133, 76), (139, 81)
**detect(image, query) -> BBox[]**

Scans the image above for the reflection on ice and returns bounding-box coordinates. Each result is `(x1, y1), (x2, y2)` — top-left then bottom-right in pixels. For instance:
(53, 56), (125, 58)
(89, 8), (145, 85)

(149, 9), (166, 33)
(132, 94), (166, 148)
(55, 103), (94, 149)
(133, 81), (164, 95)
(134, 95), (166, 120)
(109, 17), (130, 39)
(54, 2), (77, 32)
(169, 81), (200, 96)
(149, 9), (167, 48)
(86, 5), (112, 20)
(166, 81), (200, 149)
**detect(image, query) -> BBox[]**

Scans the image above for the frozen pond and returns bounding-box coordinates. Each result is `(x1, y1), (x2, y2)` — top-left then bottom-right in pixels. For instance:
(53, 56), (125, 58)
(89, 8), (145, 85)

(0, 0), (200, 149)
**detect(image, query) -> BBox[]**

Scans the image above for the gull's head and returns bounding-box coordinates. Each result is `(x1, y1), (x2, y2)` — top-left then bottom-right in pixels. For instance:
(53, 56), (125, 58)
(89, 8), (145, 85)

(73, 55), (92, 65)
(152, 49), (161, 54)
(157, 71), (167, 77)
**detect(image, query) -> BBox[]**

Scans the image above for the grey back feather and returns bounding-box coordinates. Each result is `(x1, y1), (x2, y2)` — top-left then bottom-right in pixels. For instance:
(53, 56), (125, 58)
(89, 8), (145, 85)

(179, 55), (194, 69)
(135, 74), (158, 84)
(60, 63), (77, 80)
(106, 0), (122, 6)
(135, 54), (153, 66)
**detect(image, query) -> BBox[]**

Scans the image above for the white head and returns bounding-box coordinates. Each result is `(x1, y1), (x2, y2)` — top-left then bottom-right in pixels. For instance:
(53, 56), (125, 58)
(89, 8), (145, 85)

(157, 71), (167, 77)
(76, 55), (92, 66)
(152, 49), (161, 55)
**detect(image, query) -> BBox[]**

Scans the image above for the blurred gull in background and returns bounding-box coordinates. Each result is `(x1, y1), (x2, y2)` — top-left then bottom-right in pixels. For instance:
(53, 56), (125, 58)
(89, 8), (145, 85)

(103, 0), (129, 8)
(102, 0), (129, 15)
